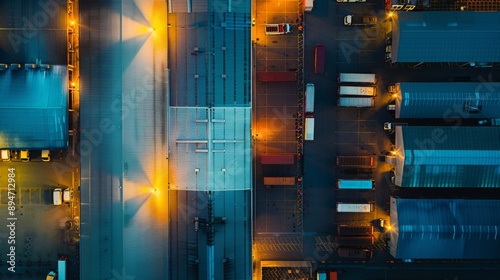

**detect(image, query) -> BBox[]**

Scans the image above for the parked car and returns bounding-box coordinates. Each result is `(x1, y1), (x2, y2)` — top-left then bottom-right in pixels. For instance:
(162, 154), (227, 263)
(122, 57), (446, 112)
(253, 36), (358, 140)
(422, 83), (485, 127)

(379, 218), (385, 228)
(63, 188), (73, 202)
(20, 150), (30, 162)
(1, 150), (10, 161)
(46, 271), (57, 280)
(41, 150), (51, 162)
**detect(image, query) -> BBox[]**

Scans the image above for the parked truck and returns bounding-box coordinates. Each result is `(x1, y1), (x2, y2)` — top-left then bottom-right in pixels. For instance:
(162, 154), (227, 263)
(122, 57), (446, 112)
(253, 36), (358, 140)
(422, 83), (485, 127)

(265, 23), (292, 35)
(336, 156), (375, 168)
(337, 97), (374, 108)
(337, 225), (373, 236)
(258, 72), (297, 82)
(344, 15), (377, 26)
(383, 122), (407, 131)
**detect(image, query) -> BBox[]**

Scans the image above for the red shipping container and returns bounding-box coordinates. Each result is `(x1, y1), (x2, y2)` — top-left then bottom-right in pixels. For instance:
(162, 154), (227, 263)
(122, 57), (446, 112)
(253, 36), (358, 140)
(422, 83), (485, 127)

(260, 155), (295, 165)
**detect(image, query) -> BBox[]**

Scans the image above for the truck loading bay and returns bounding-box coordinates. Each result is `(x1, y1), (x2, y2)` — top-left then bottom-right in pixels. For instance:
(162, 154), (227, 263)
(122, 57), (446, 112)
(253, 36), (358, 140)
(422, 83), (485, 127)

(252, 0), (500, 279)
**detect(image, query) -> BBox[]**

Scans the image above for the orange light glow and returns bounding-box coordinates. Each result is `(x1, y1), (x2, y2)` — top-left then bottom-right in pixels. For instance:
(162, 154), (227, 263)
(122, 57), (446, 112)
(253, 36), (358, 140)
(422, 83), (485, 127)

(70, 20), (75, 26)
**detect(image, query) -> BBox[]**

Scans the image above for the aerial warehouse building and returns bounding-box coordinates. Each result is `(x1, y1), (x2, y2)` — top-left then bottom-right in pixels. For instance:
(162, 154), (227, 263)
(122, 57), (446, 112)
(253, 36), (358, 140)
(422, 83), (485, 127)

(0, 66), (68, 149)
(390, 12), (500, 63)
(167, 0), (252, 279)
(392, 126), (500, 188)
(390, 197), (500, 259)
(393, 82), (500, 119)
(0, 0), (69, 150)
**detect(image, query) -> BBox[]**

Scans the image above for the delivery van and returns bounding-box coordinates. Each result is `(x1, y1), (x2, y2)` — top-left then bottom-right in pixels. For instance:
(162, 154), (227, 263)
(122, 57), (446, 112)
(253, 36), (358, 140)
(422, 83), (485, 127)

(53, 189), (62, 205)
(63, 188), (73, 202)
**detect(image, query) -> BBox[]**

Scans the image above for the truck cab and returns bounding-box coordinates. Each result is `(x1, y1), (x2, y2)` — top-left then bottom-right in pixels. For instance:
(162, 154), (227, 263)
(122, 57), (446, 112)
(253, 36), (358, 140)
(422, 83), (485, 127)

(265, 23), (292, 35)
(384, 122), (407, 131)
(344, 15), (377, 26)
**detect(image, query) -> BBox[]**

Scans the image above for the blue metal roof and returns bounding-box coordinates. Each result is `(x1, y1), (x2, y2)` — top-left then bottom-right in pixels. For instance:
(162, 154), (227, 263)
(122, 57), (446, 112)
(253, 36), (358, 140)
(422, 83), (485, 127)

(390, 197), (500, 259)
(392, 12), (500, 62)
(169, 11), (251, 107)
(166, 1), (252, 278)
(0, 0), (68, 65)
(0, 65), (68, 149)
(396, 82), (500, 119)
(394, 126), (500, 188)
(168, 107), (252, 191)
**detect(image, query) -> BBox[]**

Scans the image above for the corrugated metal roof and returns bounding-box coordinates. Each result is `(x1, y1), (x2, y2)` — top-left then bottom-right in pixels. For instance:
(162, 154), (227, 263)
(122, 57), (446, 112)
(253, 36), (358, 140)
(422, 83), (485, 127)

(394, 126), (500, 188)
(392, 12), (500, 62)
(169, 107), (252, 191)
(0, 65), (68, 149)
(169, 10), (250, 107)
(396, 82), (500, 119)
(167, 3), (252, 279)
(390, 197), (500, 259)
(0, 0), (67, 64)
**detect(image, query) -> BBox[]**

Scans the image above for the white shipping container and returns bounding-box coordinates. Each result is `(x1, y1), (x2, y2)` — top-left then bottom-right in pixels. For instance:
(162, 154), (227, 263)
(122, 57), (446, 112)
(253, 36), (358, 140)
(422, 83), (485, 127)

(305, 83), (315, 113)
(305, 117), (315, 141)
(338, 86), (376, 96)
(337, 202), (374, 213)
(337, 97), (374, 107)
(338, 73), (377, 84)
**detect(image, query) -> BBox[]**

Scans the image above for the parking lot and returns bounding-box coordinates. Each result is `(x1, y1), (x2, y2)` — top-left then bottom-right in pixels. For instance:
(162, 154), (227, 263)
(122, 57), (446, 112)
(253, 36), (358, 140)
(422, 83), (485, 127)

(0, 160), (79, 279)
(253, 0), (500, 277)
